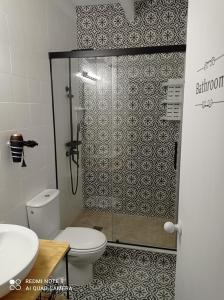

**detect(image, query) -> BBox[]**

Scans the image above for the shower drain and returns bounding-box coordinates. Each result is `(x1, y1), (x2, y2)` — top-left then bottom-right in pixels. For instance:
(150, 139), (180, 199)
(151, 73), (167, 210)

(93, 226), (103, 232)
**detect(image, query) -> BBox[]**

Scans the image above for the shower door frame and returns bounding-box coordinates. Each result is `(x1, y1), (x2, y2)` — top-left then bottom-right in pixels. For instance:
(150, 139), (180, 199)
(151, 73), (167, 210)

(49, 44), (186, 251)
(49, 45), (186, 59)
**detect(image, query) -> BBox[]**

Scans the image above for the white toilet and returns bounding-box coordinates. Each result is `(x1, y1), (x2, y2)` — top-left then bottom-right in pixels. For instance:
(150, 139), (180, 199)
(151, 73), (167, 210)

(26, 189), (107, 285)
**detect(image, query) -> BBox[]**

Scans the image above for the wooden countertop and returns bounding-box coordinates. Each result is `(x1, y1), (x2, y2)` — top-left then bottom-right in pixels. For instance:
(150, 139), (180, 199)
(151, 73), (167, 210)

(2, 239), (70, 300)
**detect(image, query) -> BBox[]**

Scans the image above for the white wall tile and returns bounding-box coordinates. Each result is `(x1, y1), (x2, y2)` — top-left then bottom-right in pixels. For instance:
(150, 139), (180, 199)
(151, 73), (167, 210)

(11, 46), (27, 77)
(0, 73), (12, 101)
(0, 11), (9, 45)
(0, 0), (76, 226)
(0, 103), (18, 130)
(0, 181), (22, 218)
(27, 79), (41, 103)
(20, 167), (48, 203)
(40, 82), (51, 104)
(2, 203), (29, 227)
(0, 43), (11, 73)
(15, 104), (31, 129)
(29, 103), (49, 126)
(0, 103), (31, 130)
(3, 0), (26, 47)
(12, 75), (28, 102)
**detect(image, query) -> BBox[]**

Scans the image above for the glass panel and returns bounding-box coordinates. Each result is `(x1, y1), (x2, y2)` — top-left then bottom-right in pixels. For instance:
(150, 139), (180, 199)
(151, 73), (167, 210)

(52, 57), (114, 236)
(51, 51), (185, 250)
(72, 57), (114, 240)
(52, 58), (81, 227)
(112, 52), (185, 249)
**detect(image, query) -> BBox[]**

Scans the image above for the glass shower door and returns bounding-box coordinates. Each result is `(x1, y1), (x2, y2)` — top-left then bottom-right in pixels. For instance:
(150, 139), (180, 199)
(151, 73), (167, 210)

(112, 52), (185, 249)
(52, 52), (185, 250)
(73, 57), (114, 240)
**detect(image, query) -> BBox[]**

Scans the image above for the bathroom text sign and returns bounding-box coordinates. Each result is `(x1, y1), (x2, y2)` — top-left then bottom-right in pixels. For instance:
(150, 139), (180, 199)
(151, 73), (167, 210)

(194, 53), (224, 108)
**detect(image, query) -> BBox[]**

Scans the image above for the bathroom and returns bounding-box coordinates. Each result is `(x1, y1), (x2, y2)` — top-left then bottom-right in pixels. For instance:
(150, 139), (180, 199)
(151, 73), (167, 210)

(0, 0), (224, 300)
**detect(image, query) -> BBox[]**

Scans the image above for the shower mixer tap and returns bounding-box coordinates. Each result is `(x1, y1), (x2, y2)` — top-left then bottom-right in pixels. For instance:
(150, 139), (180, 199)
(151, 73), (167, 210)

(66, 143), (80, 166)
(65, 122), (81, 169)
(65, 86), (74, 98)
(66, 146), (78, 156)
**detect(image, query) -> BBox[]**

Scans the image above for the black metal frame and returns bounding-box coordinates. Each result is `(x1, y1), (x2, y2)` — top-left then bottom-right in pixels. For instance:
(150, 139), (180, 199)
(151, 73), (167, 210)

(109, 241), (176, 252)
(49, 44), (186, 250)
(65, 250), (70, 299)
(49, 44), (186, 59)
(38, 249), (70, 300)
(49, 59), (58, 188)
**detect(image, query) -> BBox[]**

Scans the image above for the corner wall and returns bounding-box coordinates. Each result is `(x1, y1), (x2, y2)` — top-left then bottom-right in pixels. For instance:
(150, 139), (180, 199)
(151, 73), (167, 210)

(0, 0), (76, 226)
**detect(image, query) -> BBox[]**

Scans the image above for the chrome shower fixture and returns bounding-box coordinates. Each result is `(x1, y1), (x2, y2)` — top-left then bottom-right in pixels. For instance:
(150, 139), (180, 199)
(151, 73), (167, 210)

(76, 71), (101, 81)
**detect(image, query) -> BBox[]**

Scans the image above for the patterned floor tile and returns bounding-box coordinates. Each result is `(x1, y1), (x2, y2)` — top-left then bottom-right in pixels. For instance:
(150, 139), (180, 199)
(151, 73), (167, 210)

(69, 246), (176, 300)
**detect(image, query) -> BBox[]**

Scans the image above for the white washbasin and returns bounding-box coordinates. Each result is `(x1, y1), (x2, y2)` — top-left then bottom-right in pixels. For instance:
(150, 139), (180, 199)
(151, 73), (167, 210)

(0, 224), (39, 297)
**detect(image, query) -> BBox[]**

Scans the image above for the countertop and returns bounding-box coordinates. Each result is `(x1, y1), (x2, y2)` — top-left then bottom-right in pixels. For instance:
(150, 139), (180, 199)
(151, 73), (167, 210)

(2, 239), (70, 300)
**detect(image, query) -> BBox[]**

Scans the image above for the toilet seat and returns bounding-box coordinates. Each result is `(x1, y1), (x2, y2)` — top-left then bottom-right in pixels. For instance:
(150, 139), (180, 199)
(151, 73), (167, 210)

(55, 227), (107, 253)
(68, 241), (107, 256)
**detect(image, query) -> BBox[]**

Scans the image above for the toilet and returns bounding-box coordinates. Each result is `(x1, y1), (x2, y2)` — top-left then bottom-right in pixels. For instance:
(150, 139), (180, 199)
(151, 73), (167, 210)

(26, 189), (107, 285)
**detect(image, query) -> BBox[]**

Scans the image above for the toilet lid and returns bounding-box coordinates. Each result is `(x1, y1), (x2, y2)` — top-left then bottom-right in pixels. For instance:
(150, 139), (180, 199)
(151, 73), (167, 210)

(55, 227), (107, 250)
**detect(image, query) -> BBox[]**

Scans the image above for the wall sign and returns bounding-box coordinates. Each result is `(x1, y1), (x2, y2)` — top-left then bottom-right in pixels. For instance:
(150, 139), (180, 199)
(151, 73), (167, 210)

(195, 53), (224, 108)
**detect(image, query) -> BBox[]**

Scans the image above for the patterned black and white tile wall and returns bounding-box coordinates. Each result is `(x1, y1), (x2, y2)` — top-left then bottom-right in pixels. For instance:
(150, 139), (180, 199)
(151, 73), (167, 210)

(76, 0), (188, 50)
(76, 0), (187, 218)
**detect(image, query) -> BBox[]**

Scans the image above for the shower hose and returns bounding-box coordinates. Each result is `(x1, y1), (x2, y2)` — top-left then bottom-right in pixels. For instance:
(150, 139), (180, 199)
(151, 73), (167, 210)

(69, 152), (79, 195)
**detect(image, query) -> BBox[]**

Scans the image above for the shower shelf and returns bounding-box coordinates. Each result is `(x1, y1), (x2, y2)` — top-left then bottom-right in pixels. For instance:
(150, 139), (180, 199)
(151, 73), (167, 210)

(161, 100), (182, 104)
(161, 78), (184, 121)
(73, 107), (87, 111)
(161, 116), (181, 121)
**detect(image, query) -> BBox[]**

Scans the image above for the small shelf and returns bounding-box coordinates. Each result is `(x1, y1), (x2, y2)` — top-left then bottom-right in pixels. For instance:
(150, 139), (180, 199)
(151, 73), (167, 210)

(161, 116), (181, 121)
(161, 100), (182, 104)
(162, 78), (184, 87)
(161, 78), (184, 121)
(73, 107), (86, 111)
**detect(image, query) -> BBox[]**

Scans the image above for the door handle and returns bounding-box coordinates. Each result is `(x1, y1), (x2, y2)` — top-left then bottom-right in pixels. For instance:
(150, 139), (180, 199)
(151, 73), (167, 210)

(164, 221), (182, 235)
(174, 141), (178, 170)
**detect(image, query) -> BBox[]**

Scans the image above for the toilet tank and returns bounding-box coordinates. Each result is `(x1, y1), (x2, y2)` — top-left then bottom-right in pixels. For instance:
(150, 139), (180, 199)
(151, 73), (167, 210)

(26, 189), (60, 239)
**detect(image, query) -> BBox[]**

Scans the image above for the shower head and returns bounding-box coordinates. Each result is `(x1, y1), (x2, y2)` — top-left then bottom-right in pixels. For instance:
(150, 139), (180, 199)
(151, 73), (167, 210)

(76, 71), (100, 82)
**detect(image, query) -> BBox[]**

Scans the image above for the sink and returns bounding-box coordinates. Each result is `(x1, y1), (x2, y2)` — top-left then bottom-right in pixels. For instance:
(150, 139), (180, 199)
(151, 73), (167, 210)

(0, 224), (39, 297)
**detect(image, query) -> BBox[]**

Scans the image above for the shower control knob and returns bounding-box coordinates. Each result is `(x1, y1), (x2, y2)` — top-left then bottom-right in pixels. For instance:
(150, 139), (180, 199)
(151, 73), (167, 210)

(164, 221), (182, 235)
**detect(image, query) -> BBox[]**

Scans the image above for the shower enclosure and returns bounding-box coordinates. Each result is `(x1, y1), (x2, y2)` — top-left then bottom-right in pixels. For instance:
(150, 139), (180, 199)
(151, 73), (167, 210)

(49, 45), (186, 250)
